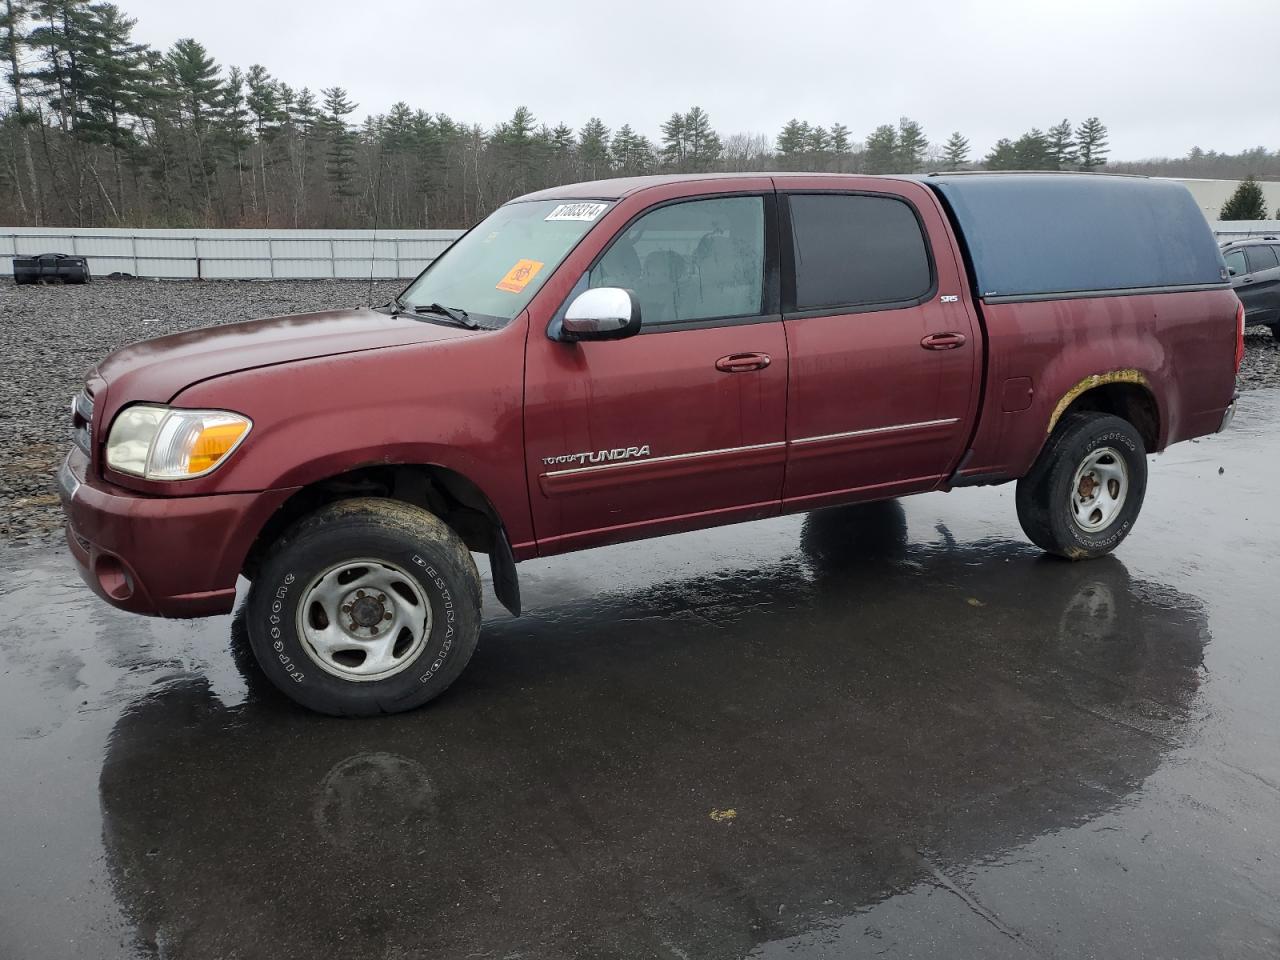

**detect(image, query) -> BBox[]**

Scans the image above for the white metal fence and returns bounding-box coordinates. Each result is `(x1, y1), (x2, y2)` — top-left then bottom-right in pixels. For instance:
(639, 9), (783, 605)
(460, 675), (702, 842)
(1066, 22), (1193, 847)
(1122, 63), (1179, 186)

(0, 227), (465, 280)
(1214, 220), (1280, 240)
(3, 220), (1275, 282)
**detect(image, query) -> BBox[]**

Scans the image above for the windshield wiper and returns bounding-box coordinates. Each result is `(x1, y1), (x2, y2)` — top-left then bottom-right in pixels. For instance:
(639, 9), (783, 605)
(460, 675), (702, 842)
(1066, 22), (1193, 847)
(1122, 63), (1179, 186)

(413, 302), (479, 329)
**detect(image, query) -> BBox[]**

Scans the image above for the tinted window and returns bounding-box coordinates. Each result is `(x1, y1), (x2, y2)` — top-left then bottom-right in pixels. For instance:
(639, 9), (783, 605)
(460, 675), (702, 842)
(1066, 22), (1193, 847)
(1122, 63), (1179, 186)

(1246, 245), (1280, 272)
(589, 196), (764, 325)
(788, 194), (931, 311)
(1224, 249), (1248, 276)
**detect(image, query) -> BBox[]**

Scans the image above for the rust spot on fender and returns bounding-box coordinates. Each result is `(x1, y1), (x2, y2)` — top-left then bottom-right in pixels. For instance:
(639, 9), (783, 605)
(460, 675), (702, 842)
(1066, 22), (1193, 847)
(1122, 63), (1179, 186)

(1046, 369), (1149, 435)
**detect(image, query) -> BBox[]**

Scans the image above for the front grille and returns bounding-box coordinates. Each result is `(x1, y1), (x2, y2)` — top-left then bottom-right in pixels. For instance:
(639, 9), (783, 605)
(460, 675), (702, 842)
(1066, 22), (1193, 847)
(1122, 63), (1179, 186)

(72, 387), (94, 458)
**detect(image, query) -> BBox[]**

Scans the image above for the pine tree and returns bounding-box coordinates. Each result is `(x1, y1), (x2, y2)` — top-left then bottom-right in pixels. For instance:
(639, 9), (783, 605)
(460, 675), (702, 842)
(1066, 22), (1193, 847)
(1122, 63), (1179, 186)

(75, 3), (150, 220)
(320, 85), (356, 214)
(1013, 129), (1051, 169)
(776, 118), (809, 160)
(27, 0), (100, 220)
(27, 1), (97, 132)
(1047, 119), (1075, 169)
(2, 0), (43, 221)
(863, 123), (898, 174)
(220, 66), (253, 220)
(806, 125), (830, 155)
(896, 117), (927, 173)
(942, 131), (969, 169)
(984, 138), (1018, 170)
(491, 105), (541, 196)
(829, 123), (851, 172)
(829, 123), (850, 154)
(683, 106), (721, 172)
(660, 111), (686, 168)
(244, 64), (281, 223)
(577, 116), (609, 179)
(546, 121), (573, 181)
(549, 121), (574, 155)
(1075, 117), (1109, 170)
(165, 37), (224, 217)
(610, 123), (653, 176)
(1220, 175), (1267, 220)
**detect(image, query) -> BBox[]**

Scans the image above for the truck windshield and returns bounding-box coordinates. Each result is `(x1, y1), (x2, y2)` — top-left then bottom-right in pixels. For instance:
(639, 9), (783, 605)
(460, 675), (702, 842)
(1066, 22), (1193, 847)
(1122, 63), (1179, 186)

(400, 199), (612, 325)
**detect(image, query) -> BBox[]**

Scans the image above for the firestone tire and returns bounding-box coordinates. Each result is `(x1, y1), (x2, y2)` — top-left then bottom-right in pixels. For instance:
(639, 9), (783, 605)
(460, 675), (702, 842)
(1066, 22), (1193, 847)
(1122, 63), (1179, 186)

(246, 498), (482, 717)
(1015, 411), (1148, 561)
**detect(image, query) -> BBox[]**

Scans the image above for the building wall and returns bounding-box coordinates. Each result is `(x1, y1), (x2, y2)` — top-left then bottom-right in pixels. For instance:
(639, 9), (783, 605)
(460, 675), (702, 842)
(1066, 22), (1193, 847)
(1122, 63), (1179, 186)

(1163, 178), (1280, 222)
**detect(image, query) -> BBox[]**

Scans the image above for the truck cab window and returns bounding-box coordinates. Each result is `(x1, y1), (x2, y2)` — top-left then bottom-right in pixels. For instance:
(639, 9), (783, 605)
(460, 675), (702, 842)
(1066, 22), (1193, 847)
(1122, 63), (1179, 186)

(1224, 249), (1248, 276)
(789, 194), (931, 311)
(589, 196), (765, 324)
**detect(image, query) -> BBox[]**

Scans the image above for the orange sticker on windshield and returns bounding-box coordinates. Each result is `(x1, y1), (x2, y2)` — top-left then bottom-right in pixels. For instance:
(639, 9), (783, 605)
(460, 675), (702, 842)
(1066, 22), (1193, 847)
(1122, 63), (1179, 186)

(496, 259), (544, 293)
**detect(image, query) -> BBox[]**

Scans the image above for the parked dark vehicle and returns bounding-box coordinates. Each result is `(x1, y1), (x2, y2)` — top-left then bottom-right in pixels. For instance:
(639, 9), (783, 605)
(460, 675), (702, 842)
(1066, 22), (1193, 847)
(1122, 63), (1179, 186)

(1221, 237), (1280, 337)
(58, 172), (1242, 716)
(13, 252), (92, 285)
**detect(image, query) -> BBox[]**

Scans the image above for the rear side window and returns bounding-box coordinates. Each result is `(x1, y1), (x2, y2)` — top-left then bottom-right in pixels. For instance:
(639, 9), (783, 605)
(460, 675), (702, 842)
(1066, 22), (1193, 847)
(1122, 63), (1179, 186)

(1246, 245), (1280, 272)
(788, 194), (931, 311)
(1224, 249), (1248, 276)
(589, 196), (765, 325)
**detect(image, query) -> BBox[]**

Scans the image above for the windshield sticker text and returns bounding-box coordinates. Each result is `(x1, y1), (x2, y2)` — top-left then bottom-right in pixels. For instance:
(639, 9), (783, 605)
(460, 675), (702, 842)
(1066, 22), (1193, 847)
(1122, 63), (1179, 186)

(496, 259), (544, 293)
(543, 444), (651, 468)
(545, 202), (608, 222)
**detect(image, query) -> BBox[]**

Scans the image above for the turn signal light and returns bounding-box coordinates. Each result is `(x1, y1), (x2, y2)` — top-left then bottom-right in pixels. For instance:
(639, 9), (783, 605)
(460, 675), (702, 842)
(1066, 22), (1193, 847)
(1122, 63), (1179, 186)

(188, 421), (251, 474)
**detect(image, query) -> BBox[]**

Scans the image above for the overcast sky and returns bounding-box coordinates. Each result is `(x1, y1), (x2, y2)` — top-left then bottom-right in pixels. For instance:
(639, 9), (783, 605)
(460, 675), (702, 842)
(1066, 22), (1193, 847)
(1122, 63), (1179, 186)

(118, 0), (1277, 160)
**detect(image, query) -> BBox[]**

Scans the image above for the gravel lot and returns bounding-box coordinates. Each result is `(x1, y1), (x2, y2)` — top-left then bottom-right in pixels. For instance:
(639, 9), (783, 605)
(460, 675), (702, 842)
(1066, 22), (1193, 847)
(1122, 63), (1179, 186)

(1, 279), (1277, 547)
(0, 279), (400, 546)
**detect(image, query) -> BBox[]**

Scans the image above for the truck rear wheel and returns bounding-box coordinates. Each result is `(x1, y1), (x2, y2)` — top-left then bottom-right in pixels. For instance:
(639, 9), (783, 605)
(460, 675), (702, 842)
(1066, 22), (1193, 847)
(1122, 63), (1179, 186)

(246, 498), (482, 716)
(1015, 411), (1148, 560)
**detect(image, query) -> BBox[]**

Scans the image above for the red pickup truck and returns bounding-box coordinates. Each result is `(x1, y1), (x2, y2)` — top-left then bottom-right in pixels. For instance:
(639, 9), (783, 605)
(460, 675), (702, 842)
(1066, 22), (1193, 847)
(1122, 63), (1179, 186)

(58, 172), (1242, 716)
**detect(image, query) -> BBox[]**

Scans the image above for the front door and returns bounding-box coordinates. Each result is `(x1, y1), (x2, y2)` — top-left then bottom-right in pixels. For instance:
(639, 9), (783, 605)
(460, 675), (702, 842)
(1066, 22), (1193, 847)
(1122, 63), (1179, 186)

(523, 190), (788, 555)
(778, 180), (981, 509)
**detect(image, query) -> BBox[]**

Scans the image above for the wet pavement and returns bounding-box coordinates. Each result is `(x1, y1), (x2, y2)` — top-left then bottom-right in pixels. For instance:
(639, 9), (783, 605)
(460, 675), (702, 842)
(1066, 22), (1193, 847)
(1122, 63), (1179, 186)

(2, 393), (1279, 960)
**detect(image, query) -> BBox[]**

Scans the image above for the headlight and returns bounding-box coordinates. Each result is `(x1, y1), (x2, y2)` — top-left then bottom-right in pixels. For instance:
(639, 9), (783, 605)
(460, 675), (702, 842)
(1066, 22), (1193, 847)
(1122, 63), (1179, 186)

(106, 405), (252, 480)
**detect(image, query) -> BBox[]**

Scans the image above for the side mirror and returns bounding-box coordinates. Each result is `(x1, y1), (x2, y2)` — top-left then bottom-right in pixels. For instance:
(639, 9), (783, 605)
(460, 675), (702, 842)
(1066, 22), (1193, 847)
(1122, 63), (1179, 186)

(560, 287), (641, 342)
(1228, 267), (1238, 277)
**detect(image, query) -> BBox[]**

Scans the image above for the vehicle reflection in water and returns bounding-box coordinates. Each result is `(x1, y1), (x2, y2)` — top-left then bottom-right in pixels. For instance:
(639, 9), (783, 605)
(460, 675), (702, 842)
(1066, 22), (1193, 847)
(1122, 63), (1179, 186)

(99, 501), (1210, 960)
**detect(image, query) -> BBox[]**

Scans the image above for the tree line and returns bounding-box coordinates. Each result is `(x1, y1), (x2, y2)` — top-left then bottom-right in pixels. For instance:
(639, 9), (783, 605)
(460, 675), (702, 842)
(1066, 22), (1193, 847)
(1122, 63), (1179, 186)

(0, 0), (1269, 230)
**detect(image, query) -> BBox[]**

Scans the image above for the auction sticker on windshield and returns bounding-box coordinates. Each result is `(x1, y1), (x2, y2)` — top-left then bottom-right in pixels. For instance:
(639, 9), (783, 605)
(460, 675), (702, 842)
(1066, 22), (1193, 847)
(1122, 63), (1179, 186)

(496, 259), (545, 293)
(545, 202), (608, 222)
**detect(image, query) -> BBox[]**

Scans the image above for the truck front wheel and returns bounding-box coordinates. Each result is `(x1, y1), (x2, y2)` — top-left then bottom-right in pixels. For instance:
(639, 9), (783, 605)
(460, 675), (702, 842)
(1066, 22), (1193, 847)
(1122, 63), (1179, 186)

(246, 498), (482, 716)
(1015, 411), (1148, 560)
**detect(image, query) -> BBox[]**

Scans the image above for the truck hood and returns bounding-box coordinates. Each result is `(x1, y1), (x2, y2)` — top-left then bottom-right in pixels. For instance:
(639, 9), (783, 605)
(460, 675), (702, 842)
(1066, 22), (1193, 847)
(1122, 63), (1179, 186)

(94, 307), (479, 404)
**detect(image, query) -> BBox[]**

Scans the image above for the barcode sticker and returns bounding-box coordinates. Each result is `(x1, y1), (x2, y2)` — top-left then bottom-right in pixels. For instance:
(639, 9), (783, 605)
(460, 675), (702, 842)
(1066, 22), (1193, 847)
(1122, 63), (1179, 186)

(545, 202), (608, 222)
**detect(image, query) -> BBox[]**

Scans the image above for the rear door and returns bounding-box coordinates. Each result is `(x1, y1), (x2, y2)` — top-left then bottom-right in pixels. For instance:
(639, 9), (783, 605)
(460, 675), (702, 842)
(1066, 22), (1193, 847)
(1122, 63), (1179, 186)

(1243, 244), (1280, 323)
(778, 178), (981, 510)
(522, 184), (789, 555)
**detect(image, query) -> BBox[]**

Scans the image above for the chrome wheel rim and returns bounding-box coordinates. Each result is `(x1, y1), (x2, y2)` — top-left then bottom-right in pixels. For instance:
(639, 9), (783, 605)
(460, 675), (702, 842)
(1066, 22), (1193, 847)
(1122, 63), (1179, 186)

(1070, 447), (1129, 533)
(296, 558), (431, 682)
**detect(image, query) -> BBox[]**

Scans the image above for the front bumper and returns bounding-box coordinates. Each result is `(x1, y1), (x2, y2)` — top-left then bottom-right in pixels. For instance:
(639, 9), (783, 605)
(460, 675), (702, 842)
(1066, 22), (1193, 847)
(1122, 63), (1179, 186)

(58, 449), (294, 618)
